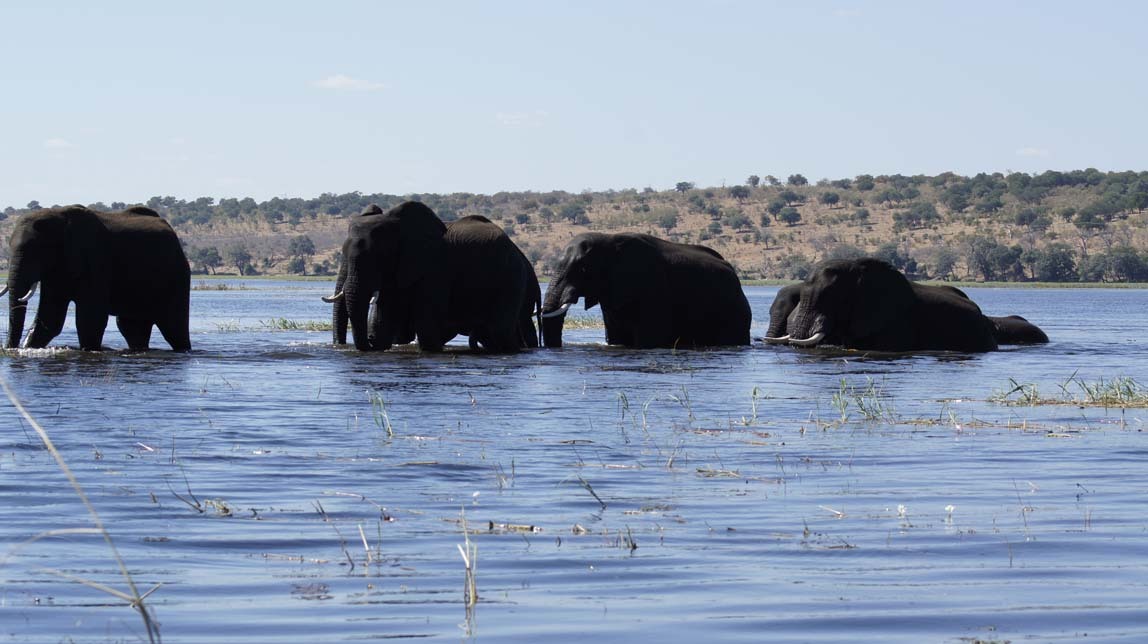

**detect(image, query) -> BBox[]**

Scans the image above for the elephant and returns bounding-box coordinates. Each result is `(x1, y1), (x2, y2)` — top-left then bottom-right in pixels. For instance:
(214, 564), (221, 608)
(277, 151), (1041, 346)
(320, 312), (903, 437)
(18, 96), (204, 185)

(325, 201), (452, 352)
(540, 232), (751, 348)
(988, 314), (1049, 344)
(443, 215), (540, 352)
(2, 205), (191, 351)
(762, 257), (999, 352)
(323, 203), (539, 353)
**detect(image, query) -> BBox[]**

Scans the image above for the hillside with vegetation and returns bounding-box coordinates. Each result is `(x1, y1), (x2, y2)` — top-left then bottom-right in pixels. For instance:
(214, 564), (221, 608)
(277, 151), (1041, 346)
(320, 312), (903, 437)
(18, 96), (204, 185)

(4, 168), (1148, 283)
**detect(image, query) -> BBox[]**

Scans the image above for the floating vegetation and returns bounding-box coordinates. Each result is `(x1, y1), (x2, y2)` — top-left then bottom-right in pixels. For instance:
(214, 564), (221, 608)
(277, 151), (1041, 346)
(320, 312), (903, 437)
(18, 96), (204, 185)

(830, 377), (897, 423)
(260, 318), (333, 332)
(192, 281), (250, 291)
(991, 375), (1148, 408)
(560, 316), (605, 329)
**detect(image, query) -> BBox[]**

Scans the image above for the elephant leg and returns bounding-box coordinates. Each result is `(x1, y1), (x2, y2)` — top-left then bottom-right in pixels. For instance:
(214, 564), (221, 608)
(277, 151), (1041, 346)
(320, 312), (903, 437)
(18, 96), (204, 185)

(602, 308), (635, 347)
(156, 320), (192, 352)
(117, 316), (154, 350)
(74, 303), (109, 351)
(24, 296), (70, 348)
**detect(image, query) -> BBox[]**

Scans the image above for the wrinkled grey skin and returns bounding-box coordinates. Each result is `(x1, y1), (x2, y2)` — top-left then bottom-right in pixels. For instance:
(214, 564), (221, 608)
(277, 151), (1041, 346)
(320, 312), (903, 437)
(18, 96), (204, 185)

(767, 257), (999, 352)
(444, 215), (540, 353)
(541, 232), (751, 349)
(4, 205), (191, 351)
(328, 201), (451, 351)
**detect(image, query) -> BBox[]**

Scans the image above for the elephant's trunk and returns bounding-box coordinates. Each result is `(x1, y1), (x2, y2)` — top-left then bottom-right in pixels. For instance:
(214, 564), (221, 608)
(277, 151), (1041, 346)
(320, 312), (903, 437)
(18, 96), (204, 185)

(541, 274), (579, 348)
(541, 311), (565, 348)
(6, 274), (34, 349)
(763, 318), (787, 342)
(329, 260), (349, 345)
(786, 304), (828, 348)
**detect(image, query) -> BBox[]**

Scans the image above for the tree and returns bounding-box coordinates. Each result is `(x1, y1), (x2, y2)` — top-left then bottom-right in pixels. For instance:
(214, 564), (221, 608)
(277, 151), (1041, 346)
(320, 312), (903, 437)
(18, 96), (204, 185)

(729, 185), (751, 201)
(675, 181), (695, 193)
(767, 198), (786, 217)
(656, 210), (679, 232)
(778, 190), (803, 205)
(787, 174), (808, 186)
(288, 235), (315, 259)
(189, 246), (223, 275)
(27, 200), (41, 210)
(764, 175), (780, 186)
(894, 201), (940, 229)
(853, 175), (875, 191)
(818, 192), (840, 208)
(1034, 243), (1077, 282)
(225, 243), (254, 276)
(874, 242), (908, 270)
(853, 208), (870, 222)
(929, 247), (958, 280)
(1107, 246), (1148, 281)
(776, 253), (812, 279)
(779, 207), (801, 226)
(559, 202), (589, 224)
(746, 175), (760, 188)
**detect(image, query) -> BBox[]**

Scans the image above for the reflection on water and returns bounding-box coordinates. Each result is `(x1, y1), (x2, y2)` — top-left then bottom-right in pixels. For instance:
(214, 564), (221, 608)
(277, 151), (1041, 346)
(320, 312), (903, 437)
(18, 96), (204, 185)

(2, 282), (1148, 642)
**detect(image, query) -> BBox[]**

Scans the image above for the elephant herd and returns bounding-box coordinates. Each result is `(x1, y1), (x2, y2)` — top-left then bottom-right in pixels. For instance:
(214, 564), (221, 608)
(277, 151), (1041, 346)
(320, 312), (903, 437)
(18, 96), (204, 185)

(1, 201), (1048, 354)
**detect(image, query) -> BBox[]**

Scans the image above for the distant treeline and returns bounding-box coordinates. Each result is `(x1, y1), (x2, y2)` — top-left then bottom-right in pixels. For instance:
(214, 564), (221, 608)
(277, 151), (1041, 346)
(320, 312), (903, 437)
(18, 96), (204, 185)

(4, 168), (1148, 282)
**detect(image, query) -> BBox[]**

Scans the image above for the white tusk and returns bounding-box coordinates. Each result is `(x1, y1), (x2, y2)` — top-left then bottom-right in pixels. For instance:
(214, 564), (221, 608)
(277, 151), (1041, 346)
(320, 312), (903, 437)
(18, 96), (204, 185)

(17, 282), (38, 303)
(0, 285), (8, 298)
(370, 293), (378, 306)
(788, 332), (825, 347)
(541, 302), (573, 319)
(322, 290), (345, 303)
(762, 334), (791, 344)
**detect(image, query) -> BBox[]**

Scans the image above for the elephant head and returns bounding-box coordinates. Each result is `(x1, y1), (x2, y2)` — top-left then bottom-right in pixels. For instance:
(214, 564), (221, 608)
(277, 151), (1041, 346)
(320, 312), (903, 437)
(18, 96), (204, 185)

(4, 206), (107, 349)
(540, 233), (613, 347)
(324, 201), (449, 351)
(762, 283), (802, 344)
(782, 258), (917, 349)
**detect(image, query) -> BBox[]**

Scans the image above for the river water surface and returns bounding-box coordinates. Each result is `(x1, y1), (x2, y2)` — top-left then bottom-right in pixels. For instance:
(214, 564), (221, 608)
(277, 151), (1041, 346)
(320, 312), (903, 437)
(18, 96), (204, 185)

(2, 283), (1147, 642)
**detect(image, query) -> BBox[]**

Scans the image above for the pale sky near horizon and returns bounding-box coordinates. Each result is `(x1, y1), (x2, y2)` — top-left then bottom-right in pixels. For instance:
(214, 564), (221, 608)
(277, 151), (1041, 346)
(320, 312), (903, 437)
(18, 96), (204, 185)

(2, 1), (1146, 209)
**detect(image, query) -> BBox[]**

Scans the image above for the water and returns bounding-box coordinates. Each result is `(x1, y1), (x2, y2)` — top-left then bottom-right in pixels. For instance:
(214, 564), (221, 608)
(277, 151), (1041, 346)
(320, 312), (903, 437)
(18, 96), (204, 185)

(2, 282), (1148, 642)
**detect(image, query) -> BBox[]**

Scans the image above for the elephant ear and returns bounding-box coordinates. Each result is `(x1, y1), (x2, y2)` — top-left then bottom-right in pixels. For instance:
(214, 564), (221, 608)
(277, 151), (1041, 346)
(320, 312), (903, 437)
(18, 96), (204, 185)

(607, 235), (668, 311)
(847, 259), (912, 341)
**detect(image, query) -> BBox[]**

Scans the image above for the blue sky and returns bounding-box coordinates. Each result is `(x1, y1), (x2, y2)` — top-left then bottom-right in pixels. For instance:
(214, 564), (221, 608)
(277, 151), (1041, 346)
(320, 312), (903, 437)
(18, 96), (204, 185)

(2, 1), (1146, 208)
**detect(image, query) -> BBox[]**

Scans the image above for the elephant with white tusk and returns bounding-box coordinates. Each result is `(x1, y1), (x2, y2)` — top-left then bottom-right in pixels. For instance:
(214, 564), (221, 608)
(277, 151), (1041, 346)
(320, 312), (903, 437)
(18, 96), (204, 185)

(3, 205), (191, 351)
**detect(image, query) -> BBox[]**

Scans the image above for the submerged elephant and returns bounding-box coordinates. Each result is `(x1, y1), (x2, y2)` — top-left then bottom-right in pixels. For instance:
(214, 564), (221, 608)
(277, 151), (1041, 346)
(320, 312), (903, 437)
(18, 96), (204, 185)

(2, 205), (191, 351)
(540, 232), (751, 348)
(763, 257), (1000, 352)
(444, 215), (540, 352)
(324, 203), (538, 353)
(988, 314), (1049, 344)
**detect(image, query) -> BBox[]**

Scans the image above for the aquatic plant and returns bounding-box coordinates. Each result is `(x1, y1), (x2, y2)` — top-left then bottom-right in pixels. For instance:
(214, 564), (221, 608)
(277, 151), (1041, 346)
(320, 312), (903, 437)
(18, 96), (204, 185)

(991, 375), (1148, 408)
(457, 509), (478, 608)
(368, 390), (395, 437)
(260, 317), (333, 331)
(192, 281), (250, 291)
(830, 377), (897, 423)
